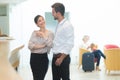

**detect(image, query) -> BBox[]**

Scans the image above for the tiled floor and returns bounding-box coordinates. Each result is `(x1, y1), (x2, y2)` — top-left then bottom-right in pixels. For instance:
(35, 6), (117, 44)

(18, 60), (120, 80)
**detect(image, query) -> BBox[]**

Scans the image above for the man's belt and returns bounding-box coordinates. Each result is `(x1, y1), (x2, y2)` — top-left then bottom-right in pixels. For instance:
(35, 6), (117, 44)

(53, 53), (62, 58)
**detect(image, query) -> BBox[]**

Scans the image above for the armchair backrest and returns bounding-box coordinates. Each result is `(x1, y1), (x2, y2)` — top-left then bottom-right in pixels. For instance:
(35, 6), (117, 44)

(9, 45), (24, 69)
(104, 48), (120, 73)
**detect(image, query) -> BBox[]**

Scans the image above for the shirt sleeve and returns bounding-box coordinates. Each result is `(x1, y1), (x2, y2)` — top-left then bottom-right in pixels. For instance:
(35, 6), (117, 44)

(44, 31), (54, 48)
(41, 31), (54, 54)
(28, 31), (36, 50)
(61, 25), (74, 55)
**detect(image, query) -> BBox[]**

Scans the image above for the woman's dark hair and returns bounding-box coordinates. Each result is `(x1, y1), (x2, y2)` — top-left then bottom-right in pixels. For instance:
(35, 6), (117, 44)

(34, 15), (42, 24)
(51, 2), (65, 16)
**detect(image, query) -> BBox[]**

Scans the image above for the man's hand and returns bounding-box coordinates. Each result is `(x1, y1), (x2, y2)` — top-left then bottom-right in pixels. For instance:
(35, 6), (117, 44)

(55, 53), (67, 66)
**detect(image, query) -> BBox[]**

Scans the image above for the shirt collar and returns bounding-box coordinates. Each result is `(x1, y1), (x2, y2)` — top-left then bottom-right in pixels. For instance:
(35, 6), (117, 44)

(59, 18), (67, 25)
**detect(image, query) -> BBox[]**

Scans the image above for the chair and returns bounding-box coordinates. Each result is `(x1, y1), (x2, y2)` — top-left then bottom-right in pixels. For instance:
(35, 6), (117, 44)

(78, 48), (90, 68)
(9, 45), (24, 70)
(104, 48), (120, 74)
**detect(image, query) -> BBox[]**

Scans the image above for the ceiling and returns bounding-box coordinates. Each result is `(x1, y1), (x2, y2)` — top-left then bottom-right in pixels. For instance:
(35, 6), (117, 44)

(0, 0), (27, 5)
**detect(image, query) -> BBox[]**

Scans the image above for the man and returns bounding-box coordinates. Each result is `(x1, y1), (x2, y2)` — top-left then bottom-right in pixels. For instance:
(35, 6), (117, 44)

(51, 2), (74, 80)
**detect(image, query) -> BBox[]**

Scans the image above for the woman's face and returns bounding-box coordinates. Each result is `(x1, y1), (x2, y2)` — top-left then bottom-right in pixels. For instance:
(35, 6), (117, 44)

(83, 36), (89, 43)
(36, 16), (45, 28)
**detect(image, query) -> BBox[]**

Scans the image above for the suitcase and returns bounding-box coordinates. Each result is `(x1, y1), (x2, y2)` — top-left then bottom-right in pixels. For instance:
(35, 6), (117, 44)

(82, 52), (94, 72)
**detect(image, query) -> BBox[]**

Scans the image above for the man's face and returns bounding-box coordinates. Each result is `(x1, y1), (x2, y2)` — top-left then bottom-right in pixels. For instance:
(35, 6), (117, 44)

(52, 8), (58, 20)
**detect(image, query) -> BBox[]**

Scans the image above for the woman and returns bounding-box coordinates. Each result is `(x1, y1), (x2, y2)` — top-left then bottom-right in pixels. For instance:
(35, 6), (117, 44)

(79, 35), (90, 49)
(28, 15), (54, 80)
(90, 43), (106, 71)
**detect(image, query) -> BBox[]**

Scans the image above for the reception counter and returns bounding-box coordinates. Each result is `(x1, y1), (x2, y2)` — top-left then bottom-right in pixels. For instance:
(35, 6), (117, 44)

(0, 39), (24, 80)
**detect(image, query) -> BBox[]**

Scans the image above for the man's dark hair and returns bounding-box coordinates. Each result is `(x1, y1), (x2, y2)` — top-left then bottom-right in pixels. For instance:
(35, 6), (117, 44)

(51, 2), (65, 16)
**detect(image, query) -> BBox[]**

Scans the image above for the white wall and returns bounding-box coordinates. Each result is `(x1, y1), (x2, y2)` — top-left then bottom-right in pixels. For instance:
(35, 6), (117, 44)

(9, 0), (120, 65)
